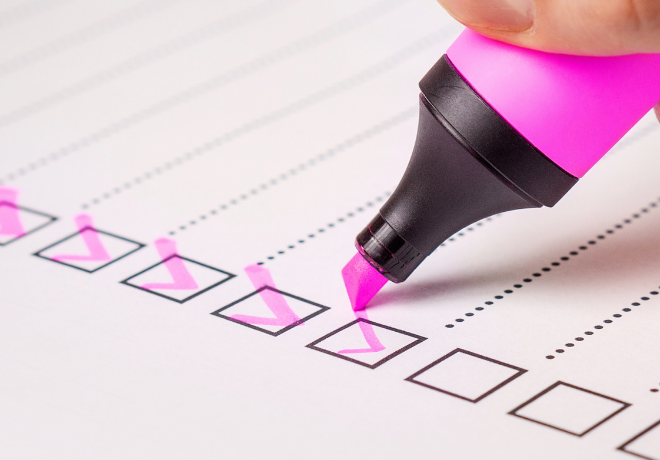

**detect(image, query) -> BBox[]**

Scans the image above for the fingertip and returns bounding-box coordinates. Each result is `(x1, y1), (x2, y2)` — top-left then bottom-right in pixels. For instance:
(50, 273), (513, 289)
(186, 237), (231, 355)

(437, 0), (534, 32)
(439, 0), (660, 55)
(452, 24), (533, 47)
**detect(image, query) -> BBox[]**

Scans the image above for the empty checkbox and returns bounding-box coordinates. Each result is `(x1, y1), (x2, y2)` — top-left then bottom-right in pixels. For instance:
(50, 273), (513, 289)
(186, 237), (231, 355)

(619, 419), (660, 459)
(509, 381), (630, 436)
(406, 348), (527, 402)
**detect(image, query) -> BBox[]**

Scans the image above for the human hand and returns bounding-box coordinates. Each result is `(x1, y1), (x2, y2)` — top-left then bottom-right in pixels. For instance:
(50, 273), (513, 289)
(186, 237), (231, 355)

(436, 0), (660, 119)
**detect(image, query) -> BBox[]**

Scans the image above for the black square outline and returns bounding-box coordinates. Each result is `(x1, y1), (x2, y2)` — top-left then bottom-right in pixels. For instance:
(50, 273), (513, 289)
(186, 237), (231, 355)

(509, 381), (631, 436)
(0, 202), (57, 246)
(405, 348), (527, 402)
(306, 318), (427, 369)
(618, 419), (660, 459)
(121, 255), (235, 303)
(34, 227), (144, 273)
(211, 286), (330, 336)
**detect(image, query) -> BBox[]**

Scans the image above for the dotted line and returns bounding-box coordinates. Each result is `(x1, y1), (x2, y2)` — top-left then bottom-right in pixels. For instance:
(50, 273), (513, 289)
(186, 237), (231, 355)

(441, 117), (660, 328)
(546, 288), (659, 360)
(0, 0), (182, 78)
(78, 25), (455, 209)
(165, 108), (416, 234)
(0, 0), (299, 127)
(0, 0), (72, 30)
(255, 193), (391, 265)
(254, 197), (496, 265)
(0, 0), (406, 185)
(444, 198), (660, 329)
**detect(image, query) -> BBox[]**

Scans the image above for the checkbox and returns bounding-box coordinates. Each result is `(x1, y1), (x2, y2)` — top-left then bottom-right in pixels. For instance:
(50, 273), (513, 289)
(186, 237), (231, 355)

(122, 256), (235, 303)
(35, 228), (144, 273)
(212, 287), (329, 336)
(307, 319), (426, 369)
(509, 381), (630, 436)
(0, 203), (56, 246)
(405, 348), (527, 402)
(619, 419), (660, 460)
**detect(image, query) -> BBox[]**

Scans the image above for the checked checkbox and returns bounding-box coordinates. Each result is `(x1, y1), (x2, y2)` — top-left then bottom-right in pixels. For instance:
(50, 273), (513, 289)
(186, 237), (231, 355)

(35, 214), (143, 272)
(122, 238), (234, 303)
(211, 264), (329, 335)
(307, 316), (426, 369)
(0, 187), (56, 246)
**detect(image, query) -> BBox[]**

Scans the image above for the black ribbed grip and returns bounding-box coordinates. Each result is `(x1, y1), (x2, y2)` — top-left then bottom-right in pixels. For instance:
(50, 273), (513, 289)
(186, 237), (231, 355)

(356, 214), (422, 283)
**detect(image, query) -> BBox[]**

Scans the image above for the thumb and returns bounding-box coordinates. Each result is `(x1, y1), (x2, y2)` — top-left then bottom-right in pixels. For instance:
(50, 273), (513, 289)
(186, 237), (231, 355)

(437, 0), (660, 55)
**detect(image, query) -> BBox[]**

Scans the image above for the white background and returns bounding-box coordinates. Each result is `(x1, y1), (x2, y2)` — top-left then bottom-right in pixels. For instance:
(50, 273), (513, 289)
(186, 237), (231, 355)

(1, 0), (660, 459)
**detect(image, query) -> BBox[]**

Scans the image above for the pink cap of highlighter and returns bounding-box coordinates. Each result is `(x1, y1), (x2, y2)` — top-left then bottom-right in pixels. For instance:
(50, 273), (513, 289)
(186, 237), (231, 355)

(448, 30), (660, 177)
(344, 29), (660, 311)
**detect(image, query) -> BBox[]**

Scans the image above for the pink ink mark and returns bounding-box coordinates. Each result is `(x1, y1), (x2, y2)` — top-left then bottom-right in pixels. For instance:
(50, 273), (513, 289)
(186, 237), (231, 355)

(230, 264), (302, 327)
(52, 214), (112, 262)
(141, 238), (198, 291)
(342, 252), (388, 311)
(0, 187), (26, 238)
(337, 308), (386, 354)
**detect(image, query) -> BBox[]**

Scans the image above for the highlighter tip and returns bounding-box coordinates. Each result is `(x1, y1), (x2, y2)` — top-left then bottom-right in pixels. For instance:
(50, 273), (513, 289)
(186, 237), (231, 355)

(341, 252), (388, 311)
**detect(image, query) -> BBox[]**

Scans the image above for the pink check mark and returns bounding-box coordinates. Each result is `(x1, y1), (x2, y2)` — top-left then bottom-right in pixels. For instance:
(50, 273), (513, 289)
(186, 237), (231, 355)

(52, 214), (111, 262)
(0, 187), (26, 238)
(141, 238), (198, 291)
(337, 308), (386, 354)
(230, 264), (302, 327)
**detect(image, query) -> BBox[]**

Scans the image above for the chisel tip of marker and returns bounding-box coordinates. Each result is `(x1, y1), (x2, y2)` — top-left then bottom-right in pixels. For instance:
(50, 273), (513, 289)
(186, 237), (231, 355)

(341, 252), (388, 311)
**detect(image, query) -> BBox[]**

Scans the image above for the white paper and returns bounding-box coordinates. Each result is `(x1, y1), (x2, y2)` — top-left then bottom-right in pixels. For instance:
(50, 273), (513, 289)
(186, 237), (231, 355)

(1, 1), (660, 459)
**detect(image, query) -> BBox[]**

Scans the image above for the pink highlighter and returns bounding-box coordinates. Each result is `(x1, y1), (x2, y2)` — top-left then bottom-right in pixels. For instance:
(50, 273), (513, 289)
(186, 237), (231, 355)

(342, 29), (660, 311)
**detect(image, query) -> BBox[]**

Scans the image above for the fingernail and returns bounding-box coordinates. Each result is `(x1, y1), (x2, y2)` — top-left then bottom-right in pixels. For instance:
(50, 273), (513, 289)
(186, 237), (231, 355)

(439, 0), (534, 31)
